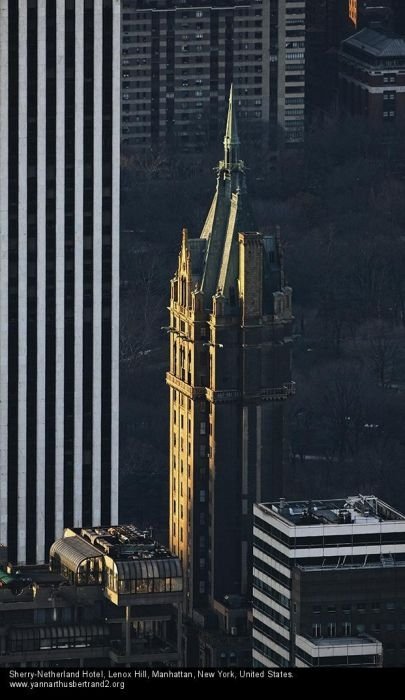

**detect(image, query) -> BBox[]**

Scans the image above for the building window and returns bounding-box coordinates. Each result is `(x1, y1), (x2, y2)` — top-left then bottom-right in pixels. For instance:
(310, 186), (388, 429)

(327, 622), (336, 637)
(357, 603), (366, 613)
(327, 605), (336, 614)
(200, 489), (206, 503)
(312, 624), (321, 638)
(386, 602), (395, 611)
(371, 602), (380, 612)
(200, 422), (206, 435)
(312, 605), (321, 615)
(343, 622), (351, 636)
(199, 581), (205, 593)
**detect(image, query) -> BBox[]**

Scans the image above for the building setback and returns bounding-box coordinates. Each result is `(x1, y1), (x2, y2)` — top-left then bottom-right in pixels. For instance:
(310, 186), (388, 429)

(339, 28), (405, 127)
(166, 89), (293, 663)
(121, 0), (306, 150)
(253, 495), (405, 668)
(0, 0), (120, 564)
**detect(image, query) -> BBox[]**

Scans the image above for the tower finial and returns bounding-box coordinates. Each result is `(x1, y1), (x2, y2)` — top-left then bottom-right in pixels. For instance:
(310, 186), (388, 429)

(223, 84), (240, 170)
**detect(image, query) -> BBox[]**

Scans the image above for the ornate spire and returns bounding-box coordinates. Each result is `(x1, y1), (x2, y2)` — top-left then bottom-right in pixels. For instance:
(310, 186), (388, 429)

(223, 84), (240, 170)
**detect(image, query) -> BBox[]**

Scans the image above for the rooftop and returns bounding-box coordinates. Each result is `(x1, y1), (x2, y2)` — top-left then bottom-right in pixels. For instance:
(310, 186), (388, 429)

(305, 635), (380, 648)
(68, 525), (177, 563)
(259, 495), (405, 527)
(342, 28), (405, 57)
(127, 1), (254, 10)
(0, 564), (66, 595)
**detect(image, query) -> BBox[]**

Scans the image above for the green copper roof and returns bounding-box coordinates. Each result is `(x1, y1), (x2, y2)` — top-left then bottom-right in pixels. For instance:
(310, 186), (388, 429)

(198, 87), (255, 304)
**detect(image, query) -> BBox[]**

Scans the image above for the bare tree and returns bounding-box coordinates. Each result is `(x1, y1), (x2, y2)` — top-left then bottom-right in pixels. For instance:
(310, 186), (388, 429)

(360, 320), (401, 388)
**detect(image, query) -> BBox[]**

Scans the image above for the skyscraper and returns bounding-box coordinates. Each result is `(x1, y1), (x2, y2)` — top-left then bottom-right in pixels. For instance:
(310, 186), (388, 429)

(0, 0), (120, 564)
(121, 0), (306, 150)
(167, 89), (294, 634)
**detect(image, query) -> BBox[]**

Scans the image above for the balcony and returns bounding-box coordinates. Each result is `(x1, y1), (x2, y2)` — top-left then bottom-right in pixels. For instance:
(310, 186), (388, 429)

(166, 372), (205, 399)
(261, 381), (296, 401)
(205, 388), (241, 403)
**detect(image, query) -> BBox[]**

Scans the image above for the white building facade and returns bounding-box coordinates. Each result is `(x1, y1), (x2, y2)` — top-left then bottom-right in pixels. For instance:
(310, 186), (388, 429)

(252, 495), (405, 668)
(0, 0), (120, 564)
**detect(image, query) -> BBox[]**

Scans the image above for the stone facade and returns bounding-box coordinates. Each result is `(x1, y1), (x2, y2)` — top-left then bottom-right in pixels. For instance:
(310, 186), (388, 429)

(167, 90), (294, 635)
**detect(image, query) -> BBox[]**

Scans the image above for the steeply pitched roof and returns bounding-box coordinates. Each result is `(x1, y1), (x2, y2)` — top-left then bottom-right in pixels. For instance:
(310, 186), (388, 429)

(191, 86), (255, 304)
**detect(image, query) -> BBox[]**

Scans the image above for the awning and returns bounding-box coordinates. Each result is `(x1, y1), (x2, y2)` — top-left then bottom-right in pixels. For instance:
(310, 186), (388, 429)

(116, 557), (182, 581)
(50, 536), (102, 573)
(10, 624), (109, 640)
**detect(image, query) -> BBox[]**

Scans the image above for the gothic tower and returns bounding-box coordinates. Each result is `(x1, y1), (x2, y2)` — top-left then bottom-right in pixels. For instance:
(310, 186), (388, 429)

(167, 88), (294, 620)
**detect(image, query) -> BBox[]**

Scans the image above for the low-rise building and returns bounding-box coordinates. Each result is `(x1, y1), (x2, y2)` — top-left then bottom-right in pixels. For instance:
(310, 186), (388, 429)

(0, 525), (182, 667)
(339, 28), (405, 127)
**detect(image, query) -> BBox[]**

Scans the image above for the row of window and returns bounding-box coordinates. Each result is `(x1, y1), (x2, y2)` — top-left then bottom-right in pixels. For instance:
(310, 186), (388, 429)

(286, 52), (305, 60)
(254, 515), (405, 548)
(253, 576), (290, 610)
(313, 601), (398, 614)
(108, 575), (182, 595)
(253, 638), (289, 667)
(253, 598), (290, 629)
(285, 108), (304, 116)
(253, 556), (291, 590)
(6, 632), (109, 654)
(295, 648), (380, 667)
(253, 617), (289, 652)
(312, 621), (405, 637)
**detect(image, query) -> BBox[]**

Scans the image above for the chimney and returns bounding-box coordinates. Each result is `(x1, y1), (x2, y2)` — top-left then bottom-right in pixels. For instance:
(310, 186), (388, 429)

(238, 232), (263, 323)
